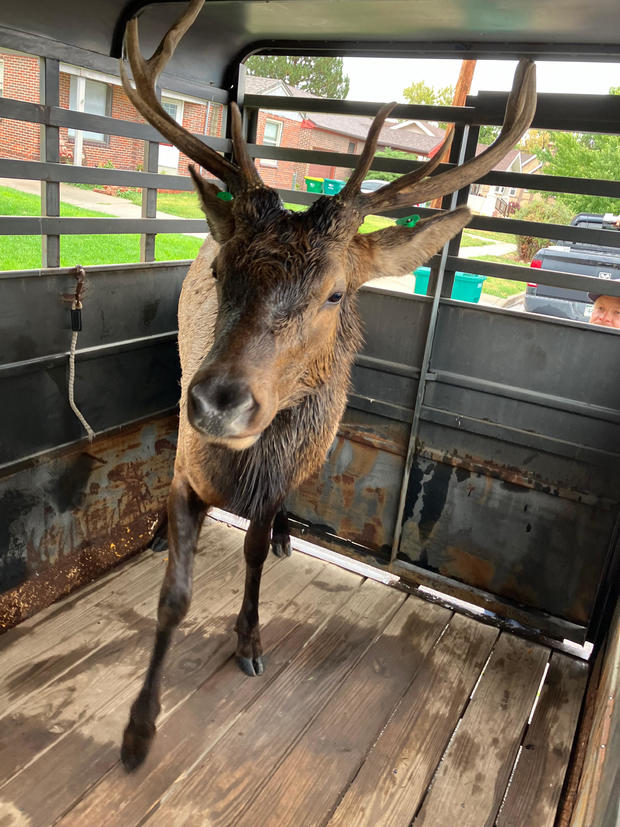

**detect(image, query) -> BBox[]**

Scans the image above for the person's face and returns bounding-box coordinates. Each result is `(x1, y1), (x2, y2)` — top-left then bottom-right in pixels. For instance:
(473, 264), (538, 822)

(590, 295), (620, 329)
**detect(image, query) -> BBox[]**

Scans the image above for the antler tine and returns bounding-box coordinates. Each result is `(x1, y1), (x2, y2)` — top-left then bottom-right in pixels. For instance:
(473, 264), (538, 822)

(362, 58), (537, 215)
(120, 0), (243, 189)
(339, 101), (397, 200)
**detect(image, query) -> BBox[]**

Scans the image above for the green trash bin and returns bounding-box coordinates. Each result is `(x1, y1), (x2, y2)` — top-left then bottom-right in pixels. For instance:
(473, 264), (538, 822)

(304, 176), (324, 194)
(323, 178), (345, 195)
(413, 266), (486, 303)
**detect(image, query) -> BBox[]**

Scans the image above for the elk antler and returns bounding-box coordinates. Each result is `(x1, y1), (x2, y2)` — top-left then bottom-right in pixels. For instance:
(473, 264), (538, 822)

(342, 59), (536, 217)
(120, 0), (262, 193)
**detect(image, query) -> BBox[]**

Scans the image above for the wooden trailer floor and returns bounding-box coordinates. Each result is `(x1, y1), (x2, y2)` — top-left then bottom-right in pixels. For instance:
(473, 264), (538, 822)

(0, 519), (589, 827)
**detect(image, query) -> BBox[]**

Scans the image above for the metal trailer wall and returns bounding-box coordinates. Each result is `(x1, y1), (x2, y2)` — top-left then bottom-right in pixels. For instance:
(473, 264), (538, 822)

(0, 6), (619, 645)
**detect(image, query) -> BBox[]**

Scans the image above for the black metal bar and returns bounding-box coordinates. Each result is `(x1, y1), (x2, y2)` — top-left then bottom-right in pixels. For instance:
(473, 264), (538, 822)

(245, 94), (475, 123)
(430, 370), (620, 425)
(389, 124), (472, 563)
(0, 99), (232, 142)
(422, 406), (620, 465)
(0, 217), (205, 235)
(0, 259), (191, 280)
(0, 331), (178, 379)
(39, 58), (60, 268)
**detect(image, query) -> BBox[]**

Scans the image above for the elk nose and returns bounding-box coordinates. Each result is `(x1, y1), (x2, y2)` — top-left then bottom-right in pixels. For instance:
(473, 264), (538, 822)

(188, 375), (257, 435)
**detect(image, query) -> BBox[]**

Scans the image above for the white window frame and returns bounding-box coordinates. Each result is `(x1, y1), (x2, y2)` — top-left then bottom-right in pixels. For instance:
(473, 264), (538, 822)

(68, 75), (110, 144)
(260, 118), (283, 168)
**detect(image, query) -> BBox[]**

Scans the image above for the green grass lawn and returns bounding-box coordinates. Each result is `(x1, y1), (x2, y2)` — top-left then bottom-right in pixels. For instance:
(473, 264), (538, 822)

(0, 185), (202, 270)
(459, 232), (496, 248)
(476, 252), (528, 299)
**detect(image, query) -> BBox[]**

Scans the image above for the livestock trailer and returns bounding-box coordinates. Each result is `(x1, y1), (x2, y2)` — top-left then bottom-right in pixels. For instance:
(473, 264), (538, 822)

(0, 1), (618, 825)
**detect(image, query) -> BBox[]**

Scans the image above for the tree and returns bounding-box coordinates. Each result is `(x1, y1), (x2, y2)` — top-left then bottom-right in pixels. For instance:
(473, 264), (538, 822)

(514, 197), (573, 260)
(532, 85), (620, 215)
(244, 55), (350, 99)
(519, 128), (553, 154)
(478, 125), (501, 145)
(402, 80), (454, 107)
(536, 131), (620, 215)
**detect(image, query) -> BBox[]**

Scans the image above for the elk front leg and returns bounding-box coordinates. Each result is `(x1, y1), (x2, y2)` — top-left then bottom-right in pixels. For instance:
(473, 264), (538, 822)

(271, 506), (291, 558)
(235, 512), (276, 677)
(121, 474), (206, 771)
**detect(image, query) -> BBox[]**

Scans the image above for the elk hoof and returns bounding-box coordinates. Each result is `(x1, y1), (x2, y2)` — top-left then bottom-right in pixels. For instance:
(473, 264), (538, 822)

(121, 717), (156, 772)
(236, 654), (264, 677)
(271, 534), (291, 558)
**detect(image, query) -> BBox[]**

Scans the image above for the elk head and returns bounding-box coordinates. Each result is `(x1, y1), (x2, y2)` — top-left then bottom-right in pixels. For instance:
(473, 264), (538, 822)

(121, 0), (536, 450)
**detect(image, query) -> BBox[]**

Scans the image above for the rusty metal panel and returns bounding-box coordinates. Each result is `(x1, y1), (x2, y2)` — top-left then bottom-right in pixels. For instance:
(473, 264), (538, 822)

(0, 414), (177, 631)
(286, 418), (406, 557)
(398, 453), (614, 625)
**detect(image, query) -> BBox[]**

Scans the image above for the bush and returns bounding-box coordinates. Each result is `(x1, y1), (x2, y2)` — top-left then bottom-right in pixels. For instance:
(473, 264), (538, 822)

(514, 197), (573, 261)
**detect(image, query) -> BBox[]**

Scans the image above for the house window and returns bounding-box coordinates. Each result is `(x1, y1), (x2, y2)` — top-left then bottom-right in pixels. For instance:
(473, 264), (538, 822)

(494, 185), (518, 197)
(0, 59), (4, 97)
(69, 76), (110, 142)
(261, 118), (282, 167)
(470, 183), (482, 196)
(348, 141), (356, 153)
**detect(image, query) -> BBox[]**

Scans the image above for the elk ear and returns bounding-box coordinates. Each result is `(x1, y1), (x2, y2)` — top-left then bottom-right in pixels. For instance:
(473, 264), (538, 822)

(350, 206), (472, 288)
(189, 166), (235, 242)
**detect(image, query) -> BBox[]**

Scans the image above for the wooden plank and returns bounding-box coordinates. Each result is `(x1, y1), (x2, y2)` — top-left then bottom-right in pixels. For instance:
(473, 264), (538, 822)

(58, 561), (358, 826)
(329, 612), (498, 827)
(497, 652), (589, 827)
(144, 579), (406, 826)
(0, 521), (237, 715)
(0, 546), (320, 824)
(413, 632), (550, 827)
(0, 523), (244, 786)
(0, 552), (166, 717)
(569, 599), (619, 827)
(235, 597), (453, 827)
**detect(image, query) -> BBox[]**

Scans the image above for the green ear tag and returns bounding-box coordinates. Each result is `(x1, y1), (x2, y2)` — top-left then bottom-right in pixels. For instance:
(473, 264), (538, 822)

(216, 191), (233, 201)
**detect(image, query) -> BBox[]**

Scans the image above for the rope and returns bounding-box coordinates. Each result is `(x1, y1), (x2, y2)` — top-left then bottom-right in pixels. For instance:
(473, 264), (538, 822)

(67, 266), (95, 441)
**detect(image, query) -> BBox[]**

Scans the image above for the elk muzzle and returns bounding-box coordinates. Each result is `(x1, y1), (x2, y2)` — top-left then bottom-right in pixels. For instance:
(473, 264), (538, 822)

(187, 367), (275, 448)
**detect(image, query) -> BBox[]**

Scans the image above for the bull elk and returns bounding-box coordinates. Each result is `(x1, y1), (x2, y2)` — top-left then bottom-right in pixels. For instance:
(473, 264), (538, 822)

(119, 0), (536, 770)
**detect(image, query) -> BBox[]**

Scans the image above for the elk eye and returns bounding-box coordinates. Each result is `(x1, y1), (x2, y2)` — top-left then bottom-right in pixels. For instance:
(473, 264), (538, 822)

(326, 292), (343, 304)
(211, 264), (218, 281)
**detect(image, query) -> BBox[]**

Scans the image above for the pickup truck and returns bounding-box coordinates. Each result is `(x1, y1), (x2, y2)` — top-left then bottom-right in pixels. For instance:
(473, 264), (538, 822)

(524, 212), (620, 321)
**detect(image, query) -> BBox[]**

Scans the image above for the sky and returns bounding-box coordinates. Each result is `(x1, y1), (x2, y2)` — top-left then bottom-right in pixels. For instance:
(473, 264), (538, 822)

(343, 58), (620, 101)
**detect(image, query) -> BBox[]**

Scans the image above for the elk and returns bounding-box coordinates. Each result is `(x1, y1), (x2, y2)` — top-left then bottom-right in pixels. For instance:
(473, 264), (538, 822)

(118, 0), (536, 771)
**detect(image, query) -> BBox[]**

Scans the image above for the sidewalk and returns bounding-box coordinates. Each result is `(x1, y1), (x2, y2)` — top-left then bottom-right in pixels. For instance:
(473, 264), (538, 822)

(0, 177), (208, 239)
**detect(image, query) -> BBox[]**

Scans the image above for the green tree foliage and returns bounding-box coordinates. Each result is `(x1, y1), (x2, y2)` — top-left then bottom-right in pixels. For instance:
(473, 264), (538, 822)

(519, 128), (553, 154)
(402, 80), (454, 107)
(514, 197), (574, 261)
(531, 85), (620, 216)
(245, 55), (350, 99)
(478, 125), (501, 145)
(536, 131), (620, 215)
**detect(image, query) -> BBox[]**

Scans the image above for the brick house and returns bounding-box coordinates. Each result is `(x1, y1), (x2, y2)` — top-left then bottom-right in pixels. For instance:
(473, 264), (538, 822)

(0, 51), (224, 175)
